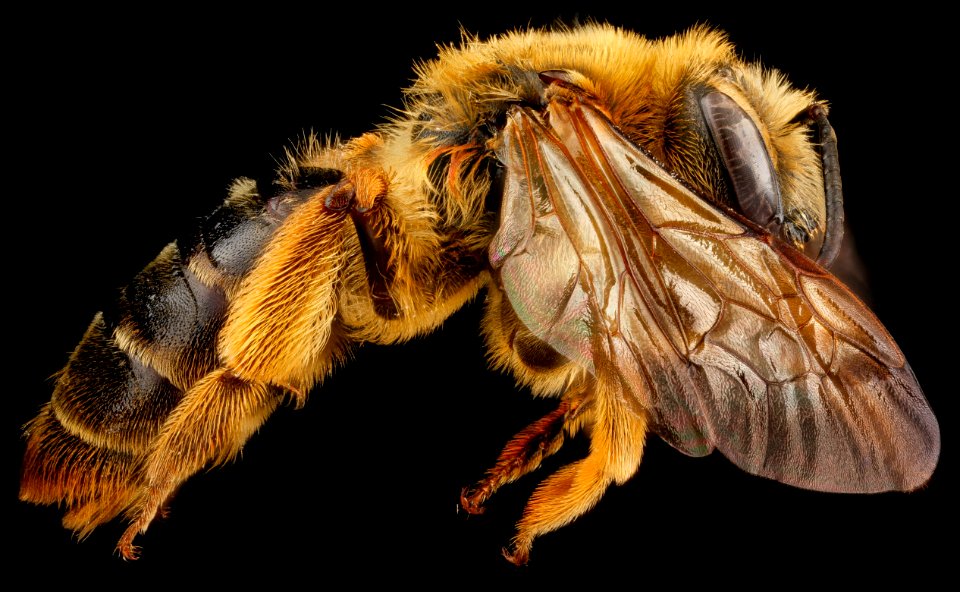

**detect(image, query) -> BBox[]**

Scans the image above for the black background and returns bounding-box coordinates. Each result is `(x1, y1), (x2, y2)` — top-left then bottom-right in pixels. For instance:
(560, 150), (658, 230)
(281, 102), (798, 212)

(9, 4), (951, 585)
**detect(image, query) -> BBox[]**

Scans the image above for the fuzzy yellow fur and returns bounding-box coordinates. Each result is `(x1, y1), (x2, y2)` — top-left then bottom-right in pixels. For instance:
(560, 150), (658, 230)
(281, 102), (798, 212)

(505, 371), (649, 565)
(20, 404), (139, 538)
(407, 24), (824, 237)
(219, 177), (351, 393)
(22, 24), (837, 561)
(117, 368), (278, 559)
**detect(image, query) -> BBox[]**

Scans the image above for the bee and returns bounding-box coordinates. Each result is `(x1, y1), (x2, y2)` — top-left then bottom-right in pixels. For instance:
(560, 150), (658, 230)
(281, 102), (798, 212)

(19, 24), (940, 565)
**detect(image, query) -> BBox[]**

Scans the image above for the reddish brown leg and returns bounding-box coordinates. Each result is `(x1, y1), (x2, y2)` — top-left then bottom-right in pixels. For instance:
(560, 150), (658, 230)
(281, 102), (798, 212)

(500, 376), (649, 566)
(461, 396), (584, 514)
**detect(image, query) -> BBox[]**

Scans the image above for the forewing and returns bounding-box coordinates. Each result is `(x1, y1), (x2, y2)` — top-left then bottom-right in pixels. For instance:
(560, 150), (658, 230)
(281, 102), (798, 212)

(491, 99), (939, 493)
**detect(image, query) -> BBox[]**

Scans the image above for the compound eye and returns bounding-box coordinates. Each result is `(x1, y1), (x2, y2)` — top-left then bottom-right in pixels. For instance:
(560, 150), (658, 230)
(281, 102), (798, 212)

(700, 91), (784, 231)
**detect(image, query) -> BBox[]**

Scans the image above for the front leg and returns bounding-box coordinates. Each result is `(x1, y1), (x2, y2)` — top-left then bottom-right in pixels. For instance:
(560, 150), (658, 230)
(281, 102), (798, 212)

(461, 393), (586, 515)
(464, 371), (649, 565)
(507, 374), (649, 565)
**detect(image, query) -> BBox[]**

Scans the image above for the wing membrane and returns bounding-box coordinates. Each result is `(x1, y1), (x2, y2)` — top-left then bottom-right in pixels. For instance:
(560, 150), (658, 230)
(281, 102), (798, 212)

(491, 98), (939, 492)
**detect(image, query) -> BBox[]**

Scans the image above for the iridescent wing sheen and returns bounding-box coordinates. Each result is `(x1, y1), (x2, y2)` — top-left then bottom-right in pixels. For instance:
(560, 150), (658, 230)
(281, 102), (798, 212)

(490, 98), (939, 493)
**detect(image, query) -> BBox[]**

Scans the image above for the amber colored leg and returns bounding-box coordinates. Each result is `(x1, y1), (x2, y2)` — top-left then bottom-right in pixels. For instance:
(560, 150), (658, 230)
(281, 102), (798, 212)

(461, 396), (585, 515)
(116, 369), (279, 559)
(504, 382), (649, 565)
(503, 448), (610, 565)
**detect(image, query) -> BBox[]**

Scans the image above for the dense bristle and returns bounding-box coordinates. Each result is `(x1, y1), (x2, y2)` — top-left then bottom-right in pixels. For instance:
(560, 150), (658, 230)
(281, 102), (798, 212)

(20, 405), (139, 537)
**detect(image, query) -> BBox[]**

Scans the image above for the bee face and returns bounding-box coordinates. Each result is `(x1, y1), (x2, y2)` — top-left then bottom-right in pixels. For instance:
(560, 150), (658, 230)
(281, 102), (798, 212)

(15, 9), (944, 584)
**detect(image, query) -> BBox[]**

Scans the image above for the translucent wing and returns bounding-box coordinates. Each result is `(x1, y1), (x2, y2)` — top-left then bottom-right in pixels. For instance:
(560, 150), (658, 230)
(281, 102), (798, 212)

(490, 98), (939, 493)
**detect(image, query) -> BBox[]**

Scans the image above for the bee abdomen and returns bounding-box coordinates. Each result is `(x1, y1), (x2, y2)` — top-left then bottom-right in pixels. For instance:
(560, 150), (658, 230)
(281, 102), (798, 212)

(107, 242), (226, 392)
(103, 183), (280, 392)
(51, 313), (185, 454)
(21, 404), (141, 537)
(21, 179), (311, 525)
